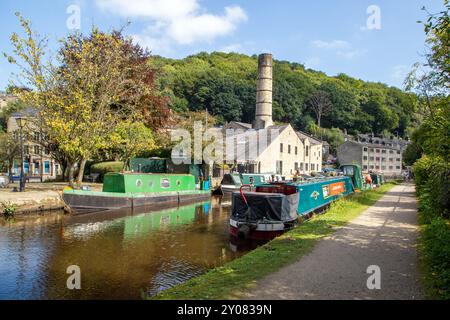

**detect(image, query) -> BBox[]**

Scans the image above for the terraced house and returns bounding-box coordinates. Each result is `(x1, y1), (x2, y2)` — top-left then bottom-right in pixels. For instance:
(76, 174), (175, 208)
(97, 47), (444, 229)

(7, 108), (61, 181)
(337, 134), (409, 176)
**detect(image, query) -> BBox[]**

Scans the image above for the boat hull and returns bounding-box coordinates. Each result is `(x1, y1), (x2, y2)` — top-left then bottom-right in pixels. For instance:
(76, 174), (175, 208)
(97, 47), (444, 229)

(229, 218), (295, 240)
(63, 190), (211, 215)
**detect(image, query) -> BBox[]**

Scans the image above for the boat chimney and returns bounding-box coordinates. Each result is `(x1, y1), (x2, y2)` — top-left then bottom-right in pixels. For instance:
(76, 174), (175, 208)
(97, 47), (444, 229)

(253, 53), (273, 129)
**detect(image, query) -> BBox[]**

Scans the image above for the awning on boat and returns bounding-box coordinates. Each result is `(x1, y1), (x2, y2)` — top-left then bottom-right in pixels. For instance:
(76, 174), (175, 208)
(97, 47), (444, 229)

(231, 191), (299, 222)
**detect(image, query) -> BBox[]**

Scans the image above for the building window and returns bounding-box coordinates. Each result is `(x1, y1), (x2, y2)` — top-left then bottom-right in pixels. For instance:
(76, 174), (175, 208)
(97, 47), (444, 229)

(389, 158), (393, 162)
(44, 161), (50, 174)
(34, 145), (40, 155)
(396, 158), (401, 162)
(276, 161), (283, 175)
(305, 163), (309, 171)
(396, 166), (401, 170)
(288, 145), (291, 154)
(295, 146), (298, 155)
(369, 157), (374, 161)
(389, 150), (394, 154)
(382, 150), (387, 154)
(300, 163), (304, 170)
(370, 165), (374, 169)
(295, 162), (299, 171)
(397, 150), (401, 154)
(33, 132), (40, 142)
(280, 143), (283, 153)
(363, 156), (368, 161)
(311, 164), (315, 171)
(363, 165), (368, 170)
(375, 157), (380, 161)
(376, 149), (380, 153)
(45, 148), (50, 155)
(33, 161), (40, 174)
(24, 145), (29, 155)
(389, 166), (393, 170)
(382, 157), (386, 162)
(381, 166), (386, 170)
(363, 147), (368, 152)
(305, 146), (309, 157)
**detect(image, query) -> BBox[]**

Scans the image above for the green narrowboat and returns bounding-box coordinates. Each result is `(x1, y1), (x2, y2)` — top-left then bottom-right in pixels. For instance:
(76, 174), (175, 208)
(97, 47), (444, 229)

(63, 173), (211, 215)
(230, 164), (365, 240)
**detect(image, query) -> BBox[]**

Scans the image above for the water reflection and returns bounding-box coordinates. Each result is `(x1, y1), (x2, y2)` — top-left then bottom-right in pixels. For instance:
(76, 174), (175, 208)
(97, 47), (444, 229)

(0, 197), (255, 300)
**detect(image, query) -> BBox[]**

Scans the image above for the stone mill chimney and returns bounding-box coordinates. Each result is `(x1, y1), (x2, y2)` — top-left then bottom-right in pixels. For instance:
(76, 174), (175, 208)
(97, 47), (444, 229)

(253, 53), (273, 129)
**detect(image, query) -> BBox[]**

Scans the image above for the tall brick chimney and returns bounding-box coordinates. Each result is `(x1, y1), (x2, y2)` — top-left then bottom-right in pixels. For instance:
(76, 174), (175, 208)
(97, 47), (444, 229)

(253, 53), (273, 129)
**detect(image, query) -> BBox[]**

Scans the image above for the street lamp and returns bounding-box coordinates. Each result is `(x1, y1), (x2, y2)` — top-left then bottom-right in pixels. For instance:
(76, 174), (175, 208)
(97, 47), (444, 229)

(16, 117), (26, 192)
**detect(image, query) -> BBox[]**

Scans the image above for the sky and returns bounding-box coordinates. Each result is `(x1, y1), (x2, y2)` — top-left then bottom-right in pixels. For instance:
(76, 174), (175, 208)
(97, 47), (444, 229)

(0, 0), (443, 91)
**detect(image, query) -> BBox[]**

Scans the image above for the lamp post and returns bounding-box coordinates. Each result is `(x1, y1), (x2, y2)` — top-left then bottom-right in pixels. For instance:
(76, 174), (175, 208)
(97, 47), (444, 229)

(16, 117), (26, 192)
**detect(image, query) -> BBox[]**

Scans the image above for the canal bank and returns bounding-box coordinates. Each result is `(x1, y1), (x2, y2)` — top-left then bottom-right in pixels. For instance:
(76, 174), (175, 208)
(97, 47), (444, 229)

(0, 183), (102, 216)
(152, 182), (399, 300)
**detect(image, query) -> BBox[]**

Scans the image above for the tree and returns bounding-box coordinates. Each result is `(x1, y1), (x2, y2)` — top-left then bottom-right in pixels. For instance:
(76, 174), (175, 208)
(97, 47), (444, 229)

(0, 132), (20, 174)
(4, 13), (169, 187)
(307, 90), (332, 128)
(105, 121), (156, 171)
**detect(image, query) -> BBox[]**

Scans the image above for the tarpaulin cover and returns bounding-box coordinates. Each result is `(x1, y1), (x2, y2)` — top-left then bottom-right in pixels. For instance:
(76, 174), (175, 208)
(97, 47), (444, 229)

(231, 192), (299, 222)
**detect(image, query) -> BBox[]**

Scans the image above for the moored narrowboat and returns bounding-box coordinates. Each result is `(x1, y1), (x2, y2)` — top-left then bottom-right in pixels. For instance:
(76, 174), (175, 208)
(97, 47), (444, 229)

(213, 172), (283, 195)
(230, 165), (364, 240)
(63, 173), (211, 215)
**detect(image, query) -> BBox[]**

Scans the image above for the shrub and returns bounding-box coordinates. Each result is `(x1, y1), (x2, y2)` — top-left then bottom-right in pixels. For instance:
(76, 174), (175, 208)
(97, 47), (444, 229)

(419, 216), (450, 299)
(1, 201), (17, 219)
(90, 161), (123, 182)
(413, 155), (450, 219)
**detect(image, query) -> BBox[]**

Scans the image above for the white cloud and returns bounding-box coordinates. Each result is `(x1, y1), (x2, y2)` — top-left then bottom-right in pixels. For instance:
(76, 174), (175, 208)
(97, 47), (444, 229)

(312, 40), (350, 50)
(304, 57), (321, 69)
(390, 65), (409, 85)
(95, 0), (247, 51)
(220, 43), (243, 53)
(312, 39), (364, 60)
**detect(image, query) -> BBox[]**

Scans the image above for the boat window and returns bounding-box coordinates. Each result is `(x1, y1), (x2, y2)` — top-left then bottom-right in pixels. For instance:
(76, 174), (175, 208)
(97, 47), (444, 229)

(342, 166), (355, 176)
(176, 180), (181, 186)
(148, 181), (154, 188)
(136, 179), (142, 188)
(161, 178), (170, 188)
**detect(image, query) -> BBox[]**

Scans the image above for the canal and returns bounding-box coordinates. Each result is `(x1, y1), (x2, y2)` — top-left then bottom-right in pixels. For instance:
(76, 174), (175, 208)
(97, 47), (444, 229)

(0, 196), (261, 299)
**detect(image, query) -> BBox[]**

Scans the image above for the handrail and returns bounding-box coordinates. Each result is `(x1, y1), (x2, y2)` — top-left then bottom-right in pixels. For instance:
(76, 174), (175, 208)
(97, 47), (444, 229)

(239, 184), (252, 206)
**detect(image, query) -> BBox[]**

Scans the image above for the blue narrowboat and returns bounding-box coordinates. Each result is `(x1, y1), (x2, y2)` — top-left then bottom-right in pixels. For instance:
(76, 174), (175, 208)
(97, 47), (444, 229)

(230, 164), (364, 240)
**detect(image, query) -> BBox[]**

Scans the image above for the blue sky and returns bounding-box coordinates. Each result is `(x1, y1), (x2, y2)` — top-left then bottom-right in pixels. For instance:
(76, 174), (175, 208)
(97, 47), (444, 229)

(0, 0), (443, 90)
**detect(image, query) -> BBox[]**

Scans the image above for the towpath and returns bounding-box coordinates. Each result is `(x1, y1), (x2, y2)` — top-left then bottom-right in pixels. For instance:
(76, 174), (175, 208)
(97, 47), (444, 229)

(244, 183), (424, 300)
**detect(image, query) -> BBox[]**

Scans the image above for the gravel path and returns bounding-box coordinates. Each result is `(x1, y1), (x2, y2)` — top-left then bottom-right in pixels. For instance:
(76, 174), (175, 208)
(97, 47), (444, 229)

(244, 183), (424, 300)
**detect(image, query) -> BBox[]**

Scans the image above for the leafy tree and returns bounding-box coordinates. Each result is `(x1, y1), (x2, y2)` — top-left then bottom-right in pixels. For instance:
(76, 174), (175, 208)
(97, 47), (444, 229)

(4, 14), (168, 186)
(0, 132), (20, 174)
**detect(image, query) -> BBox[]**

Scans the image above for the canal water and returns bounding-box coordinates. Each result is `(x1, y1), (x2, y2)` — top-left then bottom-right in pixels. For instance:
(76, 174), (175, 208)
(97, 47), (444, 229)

(0, 196), (261, 300)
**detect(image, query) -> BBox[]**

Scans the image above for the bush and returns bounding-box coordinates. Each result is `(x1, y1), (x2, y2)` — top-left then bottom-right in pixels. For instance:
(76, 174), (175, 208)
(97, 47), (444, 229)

(419, 216), (450, 299)
(413, 155), (450, 219)
(90, 161), (123, 182)
(414, 155), (450, 299)
(1, 201), (17, 219)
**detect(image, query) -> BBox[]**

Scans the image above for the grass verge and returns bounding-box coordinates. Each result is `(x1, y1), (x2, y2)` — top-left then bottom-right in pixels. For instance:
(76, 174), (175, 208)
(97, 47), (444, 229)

(418, 209), (450, 300)
(152, 182), (398, 300)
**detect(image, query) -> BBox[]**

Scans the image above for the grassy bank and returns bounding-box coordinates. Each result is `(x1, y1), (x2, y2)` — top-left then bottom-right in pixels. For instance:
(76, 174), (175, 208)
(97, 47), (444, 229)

(413, 156), (450, 300)
(418, 214), (450, 299)
(152, 182), (397, 300)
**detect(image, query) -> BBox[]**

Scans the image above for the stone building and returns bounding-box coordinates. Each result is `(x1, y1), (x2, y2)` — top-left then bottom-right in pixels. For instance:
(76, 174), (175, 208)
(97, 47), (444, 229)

(7, 108), (61, 181)
(222, 54), (324, 178)
(337, 134), (409, 176)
